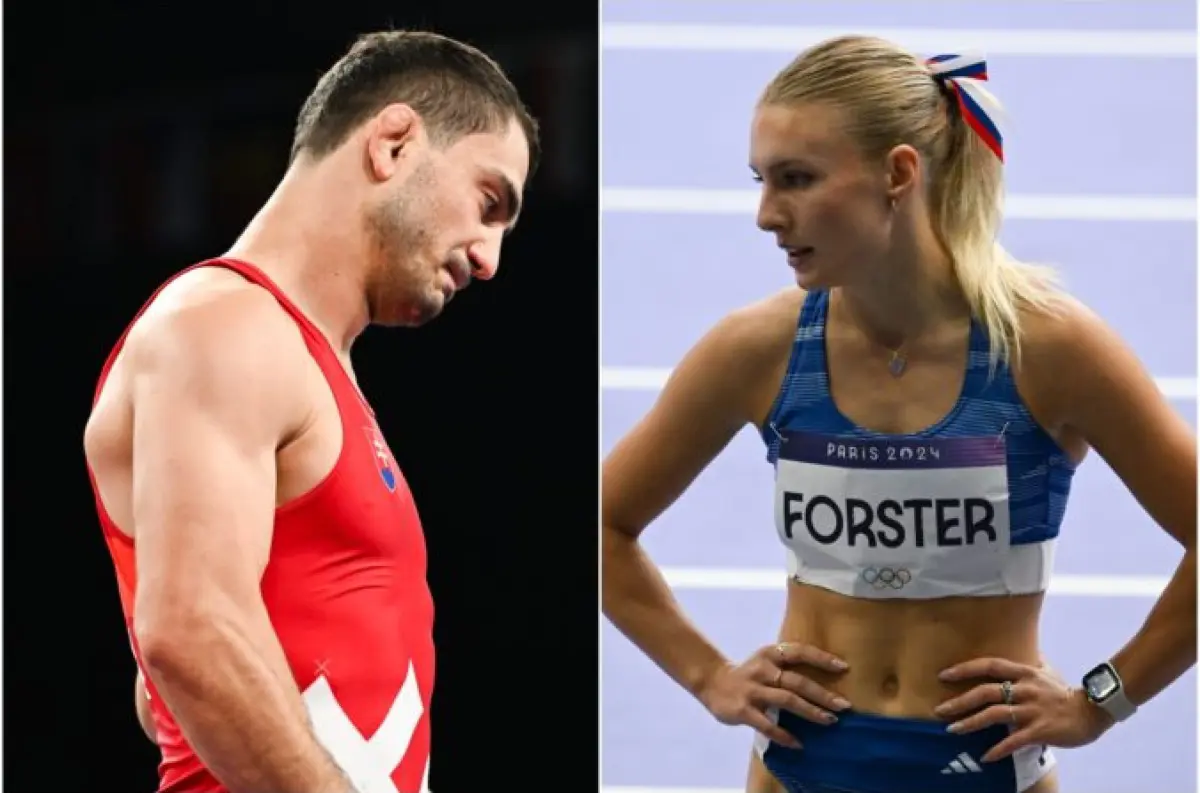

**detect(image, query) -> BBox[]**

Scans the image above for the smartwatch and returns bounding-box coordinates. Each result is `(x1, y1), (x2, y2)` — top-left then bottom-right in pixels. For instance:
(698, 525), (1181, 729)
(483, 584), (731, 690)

(1082, 661), (1138, 722)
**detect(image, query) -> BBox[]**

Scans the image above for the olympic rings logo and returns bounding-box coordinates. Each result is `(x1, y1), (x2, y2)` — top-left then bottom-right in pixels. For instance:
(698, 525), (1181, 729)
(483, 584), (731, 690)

(861, 566), (912, 589)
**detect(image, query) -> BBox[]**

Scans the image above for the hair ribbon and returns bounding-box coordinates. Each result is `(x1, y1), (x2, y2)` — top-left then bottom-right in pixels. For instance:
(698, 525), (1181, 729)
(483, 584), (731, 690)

(926, 52), (1005, 162)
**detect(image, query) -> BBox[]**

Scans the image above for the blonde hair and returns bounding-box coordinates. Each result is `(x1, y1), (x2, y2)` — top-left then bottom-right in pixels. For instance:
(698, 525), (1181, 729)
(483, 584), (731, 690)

(760, 35), (1062, 370)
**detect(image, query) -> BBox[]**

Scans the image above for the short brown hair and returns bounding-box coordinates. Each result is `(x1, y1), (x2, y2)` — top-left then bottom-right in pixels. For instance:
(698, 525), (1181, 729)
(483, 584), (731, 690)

(291, 30), (540, 179)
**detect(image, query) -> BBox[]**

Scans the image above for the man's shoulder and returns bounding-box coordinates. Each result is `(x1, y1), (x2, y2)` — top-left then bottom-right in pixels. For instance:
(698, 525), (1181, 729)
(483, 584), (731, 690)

(123, 267), (311, 395)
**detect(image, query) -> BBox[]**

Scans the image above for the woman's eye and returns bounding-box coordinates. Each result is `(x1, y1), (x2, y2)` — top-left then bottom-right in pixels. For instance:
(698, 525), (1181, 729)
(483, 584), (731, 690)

(750, 172), (814, 189)
(780, 171), (813, 188)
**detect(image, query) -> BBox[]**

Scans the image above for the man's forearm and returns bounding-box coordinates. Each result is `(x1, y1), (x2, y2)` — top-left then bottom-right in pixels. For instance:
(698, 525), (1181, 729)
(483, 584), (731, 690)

(140, 614), (354, 793)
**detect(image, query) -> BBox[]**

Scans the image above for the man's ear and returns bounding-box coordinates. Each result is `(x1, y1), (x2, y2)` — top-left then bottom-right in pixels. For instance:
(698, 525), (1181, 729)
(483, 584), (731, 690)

(364, 103), (424, 182)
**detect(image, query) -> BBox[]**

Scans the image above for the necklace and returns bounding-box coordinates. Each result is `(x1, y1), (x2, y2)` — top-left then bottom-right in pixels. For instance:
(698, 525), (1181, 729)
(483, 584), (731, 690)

(834, 293), (911, 377)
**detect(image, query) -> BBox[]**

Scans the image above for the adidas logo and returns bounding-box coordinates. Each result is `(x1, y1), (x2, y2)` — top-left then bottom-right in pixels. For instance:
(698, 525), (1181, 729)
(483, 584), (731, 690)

(941, 752), (983, 774)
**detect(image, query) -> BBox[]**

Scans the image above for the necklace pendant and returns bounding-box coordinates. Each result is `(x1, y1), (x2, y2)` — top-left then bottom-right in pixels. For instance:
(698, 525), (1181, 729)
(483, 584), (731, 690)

(888, 353), (907, 377)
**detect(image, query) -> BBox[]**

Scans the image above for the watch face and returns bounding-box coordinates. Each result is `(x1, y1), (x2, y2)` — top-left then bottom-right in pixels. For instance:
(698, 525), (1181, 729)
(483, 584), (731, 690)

(1086, 667), (1119, 701)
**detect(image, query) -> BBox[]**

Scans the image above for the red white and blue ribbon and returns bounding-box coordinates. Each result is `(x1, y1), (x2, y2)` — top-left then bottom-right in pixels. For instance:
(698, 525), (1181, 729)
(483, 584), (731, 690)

(926, 52), (1004, 162)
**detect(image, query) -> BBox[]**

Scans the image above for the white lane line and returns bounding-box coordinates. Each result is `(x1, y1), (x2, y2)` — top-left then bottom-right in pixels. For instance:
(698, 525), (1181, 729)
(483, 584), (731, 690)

(602, 25), (1197, 57)
(602, 367), (1199, 400)
(603, 188), (1198, 222)
(660, 567), (1168, 598)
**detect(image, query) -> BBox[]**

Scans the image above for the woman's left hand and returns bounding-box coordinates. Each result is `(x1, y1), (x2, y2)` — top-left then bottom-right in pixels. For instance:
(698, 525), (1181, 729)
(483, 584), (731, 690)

(934, 657), (1115, 763)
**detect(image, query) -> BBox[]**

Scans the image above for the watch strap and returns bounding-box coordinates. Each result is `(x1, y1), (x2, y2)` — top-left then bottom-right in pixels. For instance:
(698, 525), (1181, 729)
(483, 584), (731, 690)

(1085, 662), (1138, 722)
(1096, 683), (1138, 721)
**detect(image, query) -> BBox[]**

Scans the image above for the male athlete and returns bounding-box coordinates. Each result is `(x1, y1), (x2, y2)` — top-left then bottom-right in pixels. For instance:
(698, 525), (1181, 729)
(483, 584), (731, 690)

(84, 30), (537, 793)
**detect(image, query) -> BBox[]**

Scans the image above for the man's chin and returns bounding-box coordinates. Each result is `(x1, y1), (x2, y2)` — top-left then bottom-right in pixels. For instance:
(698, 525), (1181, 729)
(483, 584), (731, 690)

(399, 292), (446, 328)
(369, 284), (449, 329)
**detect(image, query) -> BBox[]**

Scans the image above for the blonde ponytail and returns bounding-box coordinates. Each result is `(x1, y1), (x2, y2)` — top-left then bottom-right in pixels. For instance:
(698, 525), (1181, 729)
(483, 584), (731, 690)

(926, 77), (1062, 371)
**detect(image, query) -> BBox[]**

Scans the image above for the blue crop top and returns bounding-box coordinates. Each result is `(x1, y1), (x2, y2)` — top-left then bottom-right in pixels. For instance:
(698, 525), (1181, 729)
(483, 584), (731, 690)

(760, 290), (1076, 599)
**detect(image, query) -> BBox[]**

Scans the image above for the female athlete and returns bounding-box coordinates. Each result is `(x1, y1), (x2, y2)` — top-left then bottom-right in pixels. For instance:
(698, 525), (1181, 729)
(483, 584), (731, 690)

(601, 35), (1195, 793)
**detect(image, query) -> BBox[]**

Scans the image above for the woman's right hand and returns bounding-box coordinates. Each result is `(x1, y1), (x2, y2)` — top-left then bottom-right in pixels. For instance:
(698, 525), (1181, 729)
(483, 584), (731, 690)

(698, 641), (853, 748)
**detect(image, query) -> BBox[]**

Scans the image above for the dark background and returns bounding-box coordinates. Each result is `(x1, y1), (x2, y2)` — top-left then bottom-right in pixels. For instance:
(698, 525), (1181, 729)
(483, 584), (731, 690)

(5, 3), (598, 791)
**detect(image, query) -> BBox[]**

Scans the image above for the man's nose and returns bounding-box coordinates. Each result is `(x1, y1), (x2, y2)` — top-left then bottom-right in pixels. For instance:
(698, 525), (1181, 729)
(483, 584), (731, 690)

(469, 240), (501, 281)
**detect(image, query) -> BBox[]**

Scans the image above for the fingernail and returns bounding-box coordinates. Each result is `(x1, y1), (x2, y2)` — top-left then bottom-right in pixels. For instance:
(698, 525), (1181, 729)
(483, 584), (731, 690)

(832, 659), (849, 670)
(933, 704), (948, 715)
(939, 670), (955, 681)
(946, 722), (962, 734)
(833, 697), (852, 710)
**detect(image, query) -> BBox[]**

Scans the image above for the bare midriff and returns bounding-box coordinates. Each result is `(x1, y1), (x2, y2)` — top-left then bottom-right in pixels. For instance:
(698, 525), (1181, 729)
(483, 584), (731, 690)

(779, 580), (1044, 717)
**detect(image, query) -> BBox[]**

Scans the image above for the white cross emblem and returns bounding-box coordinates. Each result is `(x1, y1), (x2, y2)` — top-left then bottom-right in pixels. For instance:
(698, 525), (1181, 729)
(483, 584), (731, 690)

(302, 661), (430, 793)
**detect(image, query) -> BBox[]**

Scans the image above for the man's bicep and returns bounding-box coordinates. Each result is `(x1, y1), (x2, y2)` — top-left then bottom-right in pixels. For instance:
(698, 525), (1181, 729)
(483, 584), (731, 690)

(128, 317), (294, 633)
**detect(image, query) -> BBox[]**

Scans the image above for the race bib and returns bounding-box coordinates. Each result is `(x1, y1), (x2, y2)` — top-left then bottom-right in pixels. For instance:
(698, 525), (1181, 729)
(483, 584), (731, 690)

(774, 430), (1011, 598)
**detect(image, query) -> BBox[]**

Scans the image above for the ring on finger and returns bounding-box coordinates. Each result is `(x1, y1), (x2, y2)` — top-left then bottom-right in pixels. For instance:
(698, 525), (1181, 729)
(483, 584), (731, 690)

(999, 680), (1015, 705)
(773, 668), (783, 687)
